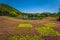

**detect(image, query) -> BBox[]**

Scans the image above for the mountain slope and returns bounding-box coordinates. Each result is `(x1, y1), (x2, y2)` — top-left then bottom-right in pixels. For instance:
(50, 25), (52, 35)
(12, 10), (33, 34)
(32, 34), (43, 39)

(0, 3), (22, 16)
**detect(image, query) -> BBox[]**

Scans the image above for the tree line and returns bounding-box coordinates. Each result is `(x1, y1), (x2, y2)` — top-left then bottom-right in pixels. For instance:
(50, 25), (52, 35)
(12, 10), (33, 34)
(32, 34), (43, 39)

(0, 3), (60, 21)
(0, 10), (60, 21)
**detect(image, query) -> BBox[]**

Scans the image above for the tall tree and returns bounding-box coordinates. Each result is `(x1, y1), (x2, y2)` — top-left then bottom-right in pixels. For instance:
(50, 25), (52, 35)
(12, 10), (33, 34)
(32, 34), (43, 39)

(57, 6), (60, 21)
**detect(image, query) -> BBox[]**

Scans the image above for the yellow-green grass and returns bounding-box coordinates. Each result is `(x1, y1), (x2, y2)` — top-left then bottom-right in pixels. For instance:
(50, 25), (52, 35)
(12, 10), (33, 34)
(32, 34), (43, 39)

(18, 24), (32, 28)
(8, 35), (44, 40)
(36, 27), (60, 36)
(43, 22), (56, 28)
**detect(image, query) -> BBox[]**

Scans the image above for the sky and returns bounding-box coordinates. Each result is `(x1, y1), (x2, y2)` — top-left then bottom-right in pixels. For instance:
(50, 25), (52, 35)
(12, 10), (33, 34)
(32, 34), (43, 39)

(0, 0), (60, 13)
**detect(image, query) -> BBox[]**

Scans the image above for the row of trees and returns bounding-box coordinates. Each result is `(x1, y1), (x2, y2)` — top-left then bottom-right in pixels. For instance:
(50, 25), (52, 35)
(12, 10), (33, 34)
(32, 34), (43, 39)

(16, 12), (59, 20)
(0, 10), (19, 17)
(0, 3), (60, 20)
(0, 10), (60, 20)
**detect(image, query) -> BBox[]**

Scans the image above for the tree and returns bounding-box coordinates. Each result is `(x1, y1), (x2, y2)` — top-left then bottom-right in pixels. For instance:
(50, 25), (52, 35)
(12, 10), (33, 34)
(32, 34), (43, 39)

(0, 10), (9, 16)
(52, 13), (58, 18)
(35, 13), (41, 17)
(9, 11), (18, 17)
(0, 10), (3, 16)
(57, 6), (60, 21)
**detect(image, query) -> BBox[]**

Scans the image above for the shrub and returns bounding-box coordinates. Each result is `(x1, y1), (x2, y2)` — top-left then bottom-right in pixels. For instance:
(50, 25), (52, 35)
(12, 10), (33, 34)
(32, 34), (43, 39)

(8, 35), (18, 40)
(43, 22), (55, 27)
(56, 22), (60, 26)
(18, 24), (32, 28)
(36, 27), (60, 36)
(9, 11), (18, 17)
(8, 35), (44, 40)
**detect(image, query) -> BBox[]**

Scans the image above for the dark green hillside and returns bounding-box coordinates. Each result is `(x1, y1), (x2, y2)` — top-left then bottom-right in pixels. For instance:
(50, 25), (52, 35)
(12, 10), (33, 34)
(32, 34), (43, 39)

(0, 3), (22, 17)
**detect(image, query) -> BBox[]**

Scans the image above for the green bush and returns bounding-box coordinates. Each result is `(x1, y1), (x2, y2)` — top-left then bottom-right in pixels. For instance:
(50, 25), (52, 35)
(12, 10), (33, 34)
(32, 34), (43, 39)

(8, 35), (18, 40)
(8, 35), (44, 40)
(18, 24), (32, 28)
(36, 27), (60, 36)
(9, 11), (18, 17)
(43, 22), (55, 27)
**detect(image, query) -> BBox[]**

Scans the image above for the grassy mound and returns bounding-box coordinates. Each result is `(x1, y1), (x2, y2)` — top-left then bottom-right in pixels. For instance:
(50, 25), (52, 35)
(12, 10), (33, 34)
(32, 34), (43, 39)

(36, 27), (60, 36)
(18, 24), (32, 28)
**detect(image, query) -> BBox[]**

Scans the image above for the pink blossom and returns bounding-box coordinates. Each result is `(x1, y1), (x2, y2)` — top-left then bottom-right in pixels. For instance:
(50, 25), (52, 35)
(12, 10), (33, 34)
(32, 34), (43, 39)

(56, 22), (60, 26)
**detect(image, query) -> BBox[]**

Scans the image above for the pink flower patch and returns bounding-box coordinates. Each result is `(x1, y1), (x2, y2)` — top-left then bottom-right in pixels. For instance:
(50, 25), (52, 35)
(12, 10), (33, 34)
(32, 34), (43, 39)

(56, 22), (60, 26)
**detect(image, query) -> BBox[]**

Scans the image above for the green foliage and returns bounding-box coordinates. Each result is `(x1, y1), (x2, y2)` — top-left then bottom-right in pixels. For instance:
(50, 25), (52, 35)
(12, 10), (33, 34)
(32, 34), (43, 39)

(8, 35), (44, 40)
(18, 24), (32, 28)
(35, 13), (41, 17)
(43, 22), (55, 27)
(36, 27), (60, 36)
(57, 14), (60, 21)
(30, 35), (44, 40)
(8, 35), (18, 40)
(0, 3), (22, 16)
(9, 11), (18, 17)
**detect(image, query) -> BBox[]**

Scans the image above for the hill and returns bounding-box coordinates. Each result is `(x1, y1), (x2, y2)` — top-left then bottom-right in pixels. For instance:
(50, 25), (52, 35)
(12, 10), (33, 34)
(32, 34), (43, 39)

(0, 3), (22, 17)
